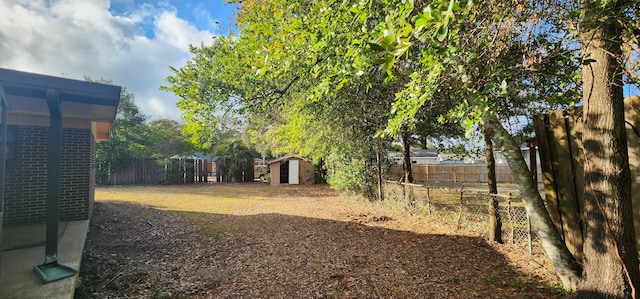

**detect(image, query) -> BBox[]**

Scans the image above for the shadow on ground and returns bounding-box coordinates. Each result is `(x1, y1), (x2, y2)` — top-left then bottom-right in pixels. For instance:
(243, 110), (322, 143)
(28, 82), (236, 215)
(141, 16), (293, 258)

(76, 201), (564, 298)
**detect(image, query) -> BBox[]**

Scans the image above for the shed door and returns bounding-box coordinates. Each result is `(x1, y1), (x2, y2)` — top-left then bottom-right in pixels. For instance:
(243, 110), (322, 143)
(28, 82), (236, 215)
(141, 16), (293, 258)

(280, 161), (289, 184)
(288, 160), (299, 185)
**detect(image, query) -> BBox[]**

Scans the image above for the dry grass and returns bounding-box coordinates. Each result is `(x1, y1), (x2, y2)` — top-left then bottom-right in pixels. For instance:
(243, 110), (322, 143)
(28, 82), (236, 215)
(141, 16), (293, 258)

(76, 183), (567, 298)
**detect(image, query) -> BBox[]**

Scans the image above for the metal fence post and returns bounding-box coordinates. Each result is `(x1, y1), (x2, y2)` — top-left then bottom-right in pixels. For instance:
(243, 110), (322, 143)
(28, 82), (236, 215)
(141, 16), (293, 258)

(526, 208), (532, 255)
(426, 187), (432, 216)
(456, 186), (464, 229)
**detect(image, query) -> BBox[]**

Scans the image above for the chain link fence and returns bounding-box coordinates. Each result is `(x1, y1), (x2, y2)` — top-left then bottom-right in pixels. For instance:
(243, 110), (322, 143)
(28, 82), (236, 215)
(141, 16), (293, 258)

(383, 181), (543, 255)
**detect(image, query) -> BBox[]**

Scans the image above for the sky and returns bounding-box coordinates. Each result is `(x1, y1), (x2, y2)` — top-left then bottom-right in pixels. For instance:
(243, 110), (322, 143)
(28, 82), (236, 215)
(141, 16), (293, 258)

(0, 0), (238, 120)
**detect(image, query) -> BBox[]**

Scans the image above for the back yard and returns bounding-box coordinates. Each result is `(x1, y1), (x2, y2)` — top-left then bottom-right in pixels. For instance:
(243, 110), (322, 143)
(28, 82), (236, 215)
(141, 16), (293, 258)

(75, 184), (566, 298)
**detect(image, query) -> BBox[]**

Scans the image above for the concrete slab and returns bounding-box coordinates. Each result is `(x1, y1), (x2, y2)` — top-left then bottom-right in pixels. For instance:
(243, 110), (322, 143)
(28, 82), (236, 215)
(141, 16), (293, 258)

(0, 220), (88, 299)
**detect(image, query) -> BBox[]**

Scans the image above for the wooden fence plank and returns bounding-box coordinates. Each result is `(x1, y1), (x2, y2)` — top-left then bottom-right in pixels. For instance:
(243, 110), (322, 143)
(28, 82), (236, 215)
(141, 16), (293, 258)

(533, 114), (564, 239)
(565, 108), (584, 261)
(625, 96), (640, 251)
(549, 110), (582, 260)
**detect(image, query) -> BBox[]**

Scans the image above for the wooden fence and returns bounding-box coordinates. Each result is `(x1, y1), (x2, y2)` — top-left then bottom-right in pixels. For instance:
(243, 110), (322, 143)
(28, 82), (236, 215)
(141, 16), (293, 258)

(534, 95), (640, 259)
(97, 158), (205, 185)
(388, 164), (542, 184)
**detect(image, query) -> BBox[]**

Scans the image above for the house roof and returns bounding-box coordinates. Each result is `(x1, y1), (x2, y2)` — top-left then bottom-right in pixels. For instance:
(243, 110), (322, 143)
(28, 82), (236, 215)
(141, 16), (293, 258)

(267, 155), (310, 164)
(0, 68), (121, 122)
(411, 149), (439, 158)
(169, 154), (200, 160)
(194, 152), (216, 160)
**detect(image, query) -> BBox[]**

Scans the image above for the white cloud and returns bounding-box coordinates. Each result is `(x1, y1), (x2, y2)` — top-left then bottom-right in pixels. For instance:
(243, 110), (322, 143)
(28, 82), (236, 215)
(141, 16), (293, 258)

(155, 11), (215, 51)
(0, 0), (216, 120)
(147, 97), (168, 117)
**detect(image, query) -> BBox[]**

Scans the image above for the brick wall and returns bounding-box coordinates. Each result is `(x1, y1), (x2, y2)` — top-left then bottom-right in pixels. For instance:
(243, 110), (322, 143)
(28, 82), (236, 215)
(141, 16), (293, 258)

(3, 125), (92, 225)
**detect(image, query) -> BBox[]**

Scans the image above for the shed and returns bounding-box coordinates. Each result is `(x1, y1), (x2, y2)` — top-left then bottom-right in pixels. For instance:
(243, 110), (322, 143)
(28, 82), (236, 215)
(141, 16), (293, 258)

(267, 155), (314, 185)
(0, 68), (120, 296)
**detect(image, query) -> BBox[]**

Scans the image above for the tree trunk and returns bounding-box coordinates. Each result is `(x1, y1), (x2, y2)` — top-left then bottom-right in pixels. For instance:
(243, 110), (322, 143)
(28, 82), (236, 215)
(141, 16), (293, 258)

(484, 126), (502, 243)
(401, 130), (413, 183)
(576, 1), (640, 296)
(376, 144), (385, 201)
(419, 135), (428, 149)
(484, 115), (581, 288)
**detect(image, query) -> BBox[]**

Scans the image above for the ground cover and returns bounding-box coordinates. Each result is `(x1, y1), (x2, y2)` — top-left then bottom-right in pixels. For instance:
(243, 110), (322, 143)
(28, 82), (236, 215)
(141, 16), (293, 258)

(75, 184), (566, 298)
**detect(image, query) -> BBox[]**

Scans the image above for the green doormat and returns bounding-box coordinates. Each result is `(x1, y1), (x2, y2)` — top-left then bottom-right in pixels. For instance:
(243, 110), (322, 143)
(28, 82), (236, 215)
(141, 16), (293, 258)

(33, 262), (77, 284)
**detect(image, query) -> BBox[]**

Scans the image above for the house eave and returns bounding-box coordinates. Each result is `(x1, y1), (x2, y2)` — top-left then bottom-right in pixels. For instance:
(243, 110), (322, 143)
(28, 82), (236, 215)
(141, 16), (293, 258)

(0, 68), (121, 124)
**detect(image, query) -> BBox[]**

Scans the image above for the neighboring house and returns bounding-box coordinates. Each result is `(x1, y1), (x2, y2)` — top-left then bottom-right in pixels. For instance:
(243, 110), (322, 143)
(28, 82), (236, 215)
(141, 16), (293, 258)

(387, 149), (439, 164)
(193, 152), (216, 176)
(268, 155), (314, 185)
(437, 153), (483, 164)
(410, 149), (440, 164)
(439, 152), (508, 165)
(390, 151), (514, 165)
(0, 68), (120, 296)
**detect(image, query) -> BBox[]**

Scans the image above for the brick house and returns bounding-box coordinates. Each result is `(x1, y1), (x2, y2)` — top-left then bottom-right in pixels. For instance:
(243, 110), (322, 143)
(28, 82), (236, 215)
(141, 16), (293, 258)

(0, 68), (120, 289)
(0, 68), (120, 225)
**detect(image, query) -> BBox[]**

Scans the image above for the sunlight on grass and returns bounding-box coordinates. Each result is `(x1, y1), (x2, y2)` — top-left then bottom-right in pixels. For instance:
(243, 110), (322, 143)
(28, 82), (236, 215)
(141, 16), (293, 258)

(95, 184), (341, 216)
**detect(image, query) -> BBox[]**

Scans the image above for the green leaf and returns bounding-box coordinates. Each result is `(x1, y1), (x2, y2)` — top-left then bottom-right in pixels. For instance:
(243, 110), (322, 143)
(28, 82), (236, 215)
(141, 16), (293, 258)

(436, 23), (448, 42)
(414, 16), (427, 30)
(427, 5), (441, 21)
(368, 42), (386, 51)
(291, 17), (303, 28)
(393, 44), (411, 57)
(500, 79), (508, 96)
(382, 28), (396, 46)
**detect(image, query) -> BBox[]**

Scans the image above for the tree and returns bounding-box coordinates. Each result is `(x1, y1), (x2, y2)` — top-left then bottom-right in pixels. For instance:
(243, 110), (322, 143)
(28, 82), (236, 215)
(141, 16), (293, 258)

(214, 139), (257, 183)
(576, 0), (640, 296)
(369, 0), (640, 294)
(360, 0), (587, 288)
(148, 118), (192, 158)
(484, 125), (502, 243)
(164, 0), (403, 198)
(90, 79), (152, 183)
(165, 0), (640, 293)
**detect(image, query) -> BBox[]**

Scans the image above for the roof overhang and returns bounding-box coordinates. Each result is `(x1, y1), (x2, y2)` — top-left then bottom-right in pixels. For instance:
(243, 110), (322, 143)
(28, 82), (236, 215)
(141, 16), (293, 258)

(0, 68), (121, 124)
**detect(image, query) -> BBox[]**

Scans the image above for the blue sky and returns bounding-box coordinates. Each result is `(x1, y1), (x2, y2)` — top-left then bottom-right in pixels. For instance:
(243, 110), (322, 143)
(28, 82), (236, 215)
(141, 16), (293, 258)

(109, 0), (238, 38)
(0, 0), (238, 120)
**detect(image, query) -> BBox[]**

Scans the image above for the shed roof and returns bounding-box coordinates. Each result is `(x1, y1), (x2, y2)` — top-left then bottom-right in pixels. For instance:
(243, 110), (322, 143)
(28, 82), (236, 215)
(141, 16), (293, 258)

(0, 68), (121, 122)
(267, 155), (310, 164)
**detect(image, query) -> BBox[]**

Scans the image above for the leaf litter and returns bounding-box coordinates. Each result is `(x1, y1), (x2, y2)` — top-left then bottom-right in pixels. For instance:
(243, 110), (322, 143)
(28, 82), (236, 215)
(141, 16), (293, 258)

(75, 184), (566, 298)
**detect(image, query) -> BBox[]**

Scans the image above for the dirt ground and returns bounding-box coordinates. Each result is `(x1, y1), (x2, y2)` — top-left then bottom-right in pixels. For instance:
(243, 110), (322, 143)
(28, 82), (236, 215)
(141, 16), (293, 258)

(75, 184), (567, 298)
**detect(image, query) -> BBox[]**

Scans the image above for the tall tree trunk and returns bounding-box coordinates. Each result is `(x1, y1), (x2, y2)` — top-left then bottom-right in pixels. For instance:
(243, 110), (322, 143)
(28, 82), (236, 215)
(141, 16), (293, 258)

(484, 115), (581, 288)
(376, 143), (385, 201)
(401, 130), (413, 183)
(576, 1), (640, 296)
(419, 135), (428, 149)
(484, 126), (502, 243)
